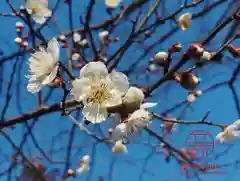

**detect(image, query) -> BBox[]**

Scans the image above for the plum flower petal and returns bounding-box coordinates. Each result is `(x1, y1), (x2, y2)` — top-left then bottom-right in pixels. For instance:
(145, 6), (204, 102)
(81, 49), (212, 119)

(109, 70), (129, 95)
(71, 78), (91, 102)
(80, 61), (108, 78)
(26, 38), (59, 93)
(82, 103), (108, 124)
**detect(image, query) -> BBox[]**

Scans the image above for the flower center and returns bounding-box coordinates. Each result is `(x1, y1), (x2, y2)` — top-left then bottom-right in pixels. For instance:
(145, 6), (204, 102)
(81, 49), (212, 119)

(87, 84), (109, 104)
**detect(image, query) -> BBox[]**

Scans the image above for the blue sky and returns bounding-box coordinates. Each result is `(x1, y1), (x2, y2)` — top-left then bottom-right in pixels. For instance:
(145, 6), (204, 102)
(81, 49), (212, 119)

(0, 0), (240, 181)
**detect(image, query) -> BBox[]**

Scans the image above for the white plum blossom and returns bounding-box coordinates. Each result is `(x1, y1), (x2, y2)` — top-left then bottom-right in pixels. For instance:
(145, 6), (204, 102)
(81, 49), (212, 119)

(76, 155), (90, 174)
(26, 0), (51, 24)
(105, 0), (122, 8)
(71, 61), (129, 123)
(112, 140), (128, 154)
(178, 13), (192, 31)
(110, 103), (157, 141)
(216, 120), (240, 143)
(26, 38), (59, 93)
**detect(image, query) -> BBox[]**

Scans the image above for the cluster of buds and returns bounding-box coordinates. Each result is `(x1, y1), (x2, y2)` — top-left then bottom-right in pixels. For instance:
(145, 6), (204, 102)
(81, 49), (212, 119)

(14, 37), (28, 48)
(174, 71), (200, 90)
(72, 32), (89, 48)
(99, 30), (119, 45)
(187, 90), (203, 103)
(187, 43), (218, 65)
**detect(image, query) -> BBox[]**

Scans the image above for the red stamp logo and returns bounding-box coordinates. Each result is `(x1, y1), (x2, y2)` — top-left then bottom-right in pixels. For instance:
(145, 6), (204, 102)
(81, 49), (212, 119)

(185, 130), (214, 158)
(183, 130), (227, 176)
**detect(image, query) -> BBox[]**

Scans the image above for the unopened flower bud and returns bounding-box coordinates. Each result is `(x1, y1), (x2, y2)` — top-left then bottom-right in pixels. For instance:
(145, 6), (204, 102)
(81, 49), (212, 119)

(105, 0), (121, 8)
(147, 63), (158, 72)
(14, 37), (22, 44)
(169, 42), (182, 52)
(67, 169), (76, 176)
(99, 31), (109, 45)
(59, 35), (66, 42)
(160, 143), (166, 148)
(188, 43), (204, 57)
(123, 87), (145, 113)
(178, 13), (192, 31)
(73, 32), (81, 43)
(153, 52), (168, 66)
(71, 53), (80, 61)
(108, 128), (113, 136)
(195, 90), (202, 96)
(16, 22), (24, 28)
(79, 39), (89, 48)
(22, 41), (28, 47)
(187, 94), (196, 103)
(180, 73), (200, 90)
(199, 51), (212, 62)
(112, 140), (127, 154)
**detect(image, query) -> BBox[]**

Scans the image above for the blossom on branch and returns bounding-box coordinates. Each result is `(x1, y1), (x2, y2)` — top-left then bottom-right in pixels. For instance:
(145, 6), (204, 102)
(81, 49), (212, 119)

(110, 103), (157, 141)
(71, 61), (129, 123)
(105, 0), (122, 8)
(216, 119), (240, 143)
(76, 155), (90, 174)
(178, 13), (192, 31)
(26, 0), (52, 24)
(112, 140), (128, 154)
(26, 38), (59, 93)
